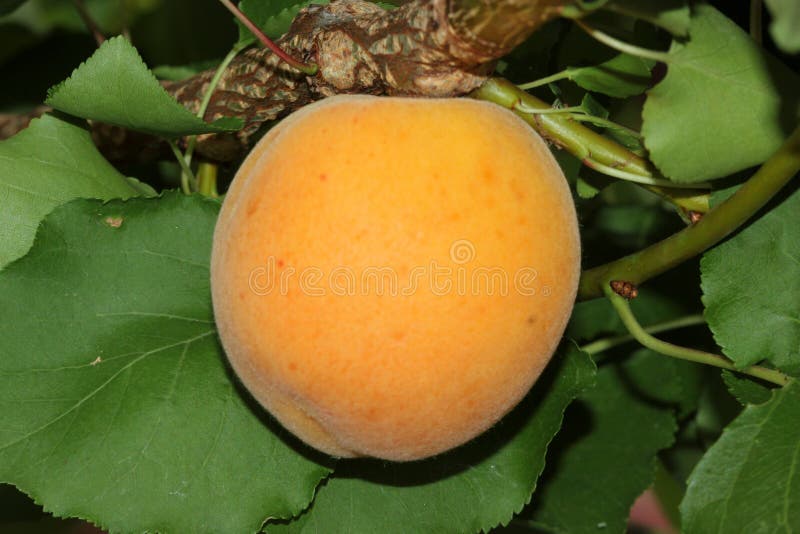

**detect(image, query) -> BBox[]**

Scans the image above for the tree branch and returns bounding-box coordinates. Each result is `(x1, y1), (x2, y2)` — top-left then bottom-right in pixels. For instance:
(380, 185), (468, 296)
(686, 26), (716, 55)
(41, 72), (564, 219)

(579, 125), (800, 300)
(0, 0), (573, 164)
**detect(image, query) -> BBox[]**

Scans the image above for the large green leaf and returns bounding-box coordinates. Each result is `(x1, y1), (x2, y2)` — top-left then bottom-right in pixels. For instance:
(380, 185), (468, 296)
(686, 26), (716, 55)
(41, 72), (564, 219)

(765, 0), (800, 54)
(0, 113), (139, 269)
(680, 381), (800, 533)
(524, 362), (677, 534)
(0, 193), (330, 533)
(642, 5), (800, 182)
(46, 36), (242, 138)
(266, 346), (596, 534)
(701, 186), (800, 375)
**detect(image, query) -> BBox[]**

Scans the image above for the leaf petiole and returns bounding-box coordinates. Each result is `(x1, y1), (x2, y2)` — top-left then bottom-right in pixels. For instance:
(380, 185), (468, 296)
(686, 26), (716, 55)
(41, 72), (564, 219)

(604, 284), (792, 387)
(218, 0), (318, 75)
(580, 314), (707, 356)
(574, 19), (673, 64)
(184, 42), (246, 170)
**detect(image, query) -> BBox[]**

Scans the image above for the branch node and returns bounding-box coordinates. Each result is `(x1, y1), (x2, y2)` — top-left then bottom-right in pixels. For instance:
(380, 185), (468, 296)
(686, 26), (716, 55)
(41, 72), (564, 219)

(610, 280), (638, 300)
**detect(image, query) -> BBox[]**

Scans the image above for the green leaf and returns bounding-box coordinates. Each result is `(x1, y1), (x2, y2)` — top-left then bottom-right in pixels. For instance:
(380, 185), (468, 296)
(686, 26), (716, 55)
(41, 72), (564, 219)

(576, 176), (602, 199)
(45, 36), (242, 138)
(266, 346), (596, 534)
(680, 380), (800, 533)
(0, 113), (139, 269)
(0, 193), (331, 533)
(0, 0), (27, 16)
(604, 0), (690, 36)
(765, 0), (800, 54)
(568, 54), (653, 98)
(642, 5), (800, 182)
(622, 349), (705, 419)
(701, 186), (800, 374)
(721, 371), (773, 406)
(238, 0), (328, 44)
(525, 362), (677, 534)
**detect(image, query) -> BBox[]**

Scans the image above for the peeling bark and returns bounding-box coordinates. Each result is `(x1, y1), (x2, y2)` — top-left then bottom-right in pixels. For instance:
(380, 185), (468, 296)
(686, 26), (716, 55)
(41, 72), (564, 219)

(0, 0), (571, 163)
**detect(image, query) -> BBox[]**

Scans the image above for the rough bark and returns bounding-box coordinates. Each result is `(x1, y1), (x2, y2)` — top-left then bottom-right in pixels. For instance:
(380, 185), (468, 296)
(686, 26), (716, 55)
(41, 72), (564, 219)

(0, 0), (569, 163)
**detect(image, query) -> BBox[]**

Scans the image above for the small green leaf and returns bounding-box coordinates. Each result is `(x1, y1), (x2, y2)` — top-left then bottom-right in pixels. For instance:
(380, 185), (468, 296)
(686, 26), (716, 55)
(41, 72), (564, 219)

(765, 0), (800, 54)
(0, 113), (139, 269)
(266, 346), (596, 534)
(568, 54), (653, 98)
(680, 381), (800, 533)
(721, 371), (773, 406)
(701, 186), (800, 375)
(46, 36), (242, 138)
(576, 176), (602, 199)
(525, 362), (677, 533)
(642, 5), (800, 182)
(0, 193), (331, 533)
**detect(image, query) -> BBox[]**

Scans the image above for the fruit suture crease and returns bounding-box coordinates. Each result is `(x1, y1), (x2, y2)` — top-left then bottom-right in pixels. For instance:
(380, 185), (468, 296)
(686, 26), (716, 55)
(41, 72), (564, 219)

(211, 95), (580, 461)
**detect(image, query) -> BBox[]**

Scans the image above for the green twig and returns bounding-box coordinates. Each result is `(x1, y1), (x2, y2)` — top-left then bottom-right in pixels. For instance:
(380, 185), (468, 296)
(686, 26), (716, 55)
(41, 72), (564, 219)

(583, 158), (710, 189)
(518, 70), (571, 90)
(605, 285), (792, 387)
(580, 314), (706, 355)
(574, 19), (673, 63)
(473, 78), (710, 213)
(580, 125), (800, 300)
(185, 42), (246, 168)
(169, 140), (196, 194)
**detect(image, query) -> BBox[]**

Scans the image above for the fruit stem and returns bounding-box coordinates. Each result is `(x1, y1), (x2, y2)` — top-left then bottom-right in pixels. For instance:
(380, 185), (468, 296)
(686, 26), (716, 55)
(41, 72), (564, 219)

(218, 0), (318, 76)
(473, 78), (710, 212)
(580, 314), (706, 356)
(197, 162), (219, 198)
(604, 284), (793, 387)
(579, 125), (800, 300)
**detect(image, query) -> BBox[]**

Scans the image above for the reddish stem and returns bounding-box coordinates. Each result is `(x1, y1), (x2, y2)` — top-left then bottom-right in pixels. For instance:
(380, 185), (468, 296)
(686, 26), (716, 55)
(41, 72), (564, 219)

(218, 0), (318, 75)
(72, 0), (106, 46)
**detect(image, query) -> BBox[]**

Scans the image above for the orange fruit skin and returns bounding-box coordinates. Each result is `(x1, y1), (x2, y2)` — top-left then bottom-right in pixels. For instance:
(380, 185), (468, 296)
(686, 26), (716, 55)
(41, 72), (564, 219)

(211, 95), (580, 461)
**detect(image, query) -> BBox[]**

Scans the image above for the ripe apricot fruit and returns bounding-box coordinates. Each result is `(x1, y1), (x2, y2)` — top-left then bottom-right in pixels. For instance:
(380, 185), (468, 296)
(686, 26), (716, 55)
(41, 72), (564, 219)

(210, 95), (580, 461)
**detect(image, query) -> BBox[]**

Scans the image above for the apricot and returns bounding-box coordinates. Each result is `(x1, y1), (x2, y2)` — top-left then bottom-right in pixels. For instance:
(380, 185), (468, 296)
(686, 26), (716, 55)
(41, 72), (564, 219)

(210, 95), (580, 461)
